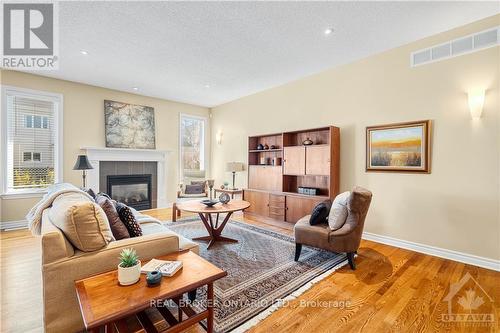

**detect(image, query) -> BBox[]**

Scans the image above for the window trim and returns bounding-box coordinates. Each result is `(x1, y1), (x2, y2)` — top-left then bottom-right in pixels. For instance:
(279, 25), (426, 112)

(179, 113), (209, 183)
(1, 85), (64, 197)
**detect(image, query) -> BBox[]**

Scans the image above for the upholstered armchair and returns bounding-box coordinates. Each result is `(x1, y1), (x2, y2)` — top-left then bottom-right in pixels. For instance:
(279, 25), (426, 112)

(294, 186), (372, 270)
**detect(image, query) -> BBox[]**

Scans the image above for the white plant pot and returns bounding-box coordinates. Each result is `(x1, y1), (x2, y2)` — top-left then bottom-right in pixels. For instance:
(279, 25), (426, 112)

(118, 260), (141, 286)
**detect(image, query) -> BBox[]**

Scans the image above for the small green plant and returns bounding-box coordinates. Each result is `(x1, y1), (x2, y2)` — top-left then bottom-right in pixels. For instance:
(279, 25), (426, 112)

(119, 248), (139, 268)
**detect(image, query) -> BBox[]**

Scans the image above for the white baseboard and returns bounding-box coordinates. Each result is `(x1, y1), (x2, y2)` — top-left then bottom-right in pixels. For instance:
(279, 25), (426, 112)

(0, 219), (28, 231)
(362, 232), (500, 272)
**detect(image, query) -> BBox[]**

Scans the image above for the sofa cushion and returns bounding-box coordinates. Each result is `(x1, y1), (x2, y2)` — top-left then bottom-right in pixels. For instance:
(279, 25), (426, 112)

(86, 188), (97, 200)
(48, 193), (115, 252)
(309, 200), (331, 225)
(116, 203), (143, 237)
(141, 222), (199, 254)
(328, 191), (350, 231)
(96, 195), (130, 240)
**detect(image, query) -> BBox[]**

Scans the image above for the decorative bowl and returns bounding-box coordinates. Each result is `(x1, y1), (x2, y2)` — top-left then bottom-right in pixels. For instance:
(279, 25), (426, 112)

(201, 199), (219, 207)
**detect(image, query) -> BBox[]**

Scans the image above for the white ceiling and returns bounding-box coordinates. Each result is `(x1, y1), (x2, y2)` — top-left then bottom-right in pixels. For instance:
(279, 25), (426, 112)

(30, 1), (499, 107)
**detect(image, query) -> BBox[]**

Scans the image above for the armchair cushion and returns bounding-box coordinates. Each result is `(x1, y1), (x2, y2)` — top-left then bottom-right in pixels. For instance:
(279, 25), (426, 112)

(328, 191), (350, 230)
(294, 215), (331, 249)
(309, 200), (331, 225)
(185, 184), (204, 194)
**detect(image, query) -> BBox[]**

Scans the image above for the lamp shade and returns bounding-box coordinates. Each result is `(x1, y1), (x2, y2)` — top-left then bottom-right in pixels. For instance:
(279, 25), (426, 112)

(226, 162), (244, 172)
(73, 155), (93, 170)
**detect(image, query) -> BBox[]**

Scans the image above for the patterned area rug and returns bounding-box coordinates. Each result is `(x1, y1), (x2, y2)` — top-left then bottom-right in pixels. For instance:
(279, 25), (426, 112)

(164, 217), (348, 332)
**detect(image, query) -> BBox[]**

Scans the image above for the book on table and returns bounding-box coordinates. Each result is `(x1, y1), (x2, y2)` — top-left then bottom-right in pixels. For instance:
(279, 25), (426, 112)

(141, 259), (183, 277)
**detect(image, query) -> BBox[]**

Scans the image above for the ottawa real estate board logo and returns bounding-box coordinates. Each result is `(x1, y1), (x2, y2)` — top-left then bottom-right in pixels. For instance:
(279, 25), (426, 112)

(440, 272), (495, 327)
(2, 2), (59, 70)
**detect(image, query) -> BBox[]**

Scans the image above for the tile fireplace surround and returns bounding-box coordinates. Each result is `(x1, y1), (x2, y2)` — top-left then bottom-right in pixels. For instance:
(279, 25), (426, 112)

(81, 147), (171, 208)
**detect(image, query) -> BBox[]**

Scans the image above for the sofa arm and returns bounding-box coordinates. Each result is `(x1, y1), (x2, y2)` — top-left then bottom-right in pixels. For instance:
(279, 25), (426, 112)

(42, 233), (180, 333)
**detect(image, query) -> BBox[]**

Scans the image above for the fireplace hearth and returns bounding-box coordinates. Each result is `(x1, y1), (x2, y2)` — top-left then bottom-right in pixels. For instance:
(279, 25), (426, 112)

(107, 174), (152, 210)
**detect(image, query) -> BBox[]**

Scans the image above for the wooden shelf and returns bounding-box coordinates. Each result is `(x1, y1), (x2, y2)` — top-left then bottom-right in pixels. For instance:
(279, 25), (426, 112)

(249, 149), (283, 153)
(245, 126), (339, 223)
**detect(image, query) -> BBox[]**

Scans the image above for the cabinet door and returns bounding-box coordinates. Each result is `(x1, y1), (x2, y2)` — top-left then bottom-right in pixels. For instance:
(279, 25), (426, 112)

(248, 166), (282, 192)
(243, 190), (269, 216)
(305, 145), (330, 176)
(268, 194), (285, 221)
(285, 195), (324, 223)
(283, 146), (306, 175)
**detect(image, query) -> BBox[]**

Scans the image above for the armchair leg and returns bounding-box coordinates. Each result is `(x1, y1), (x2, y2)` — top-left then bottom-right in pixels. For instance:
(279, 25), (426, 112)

(295, 243), (302, 261)
(347, 252), (356, 270)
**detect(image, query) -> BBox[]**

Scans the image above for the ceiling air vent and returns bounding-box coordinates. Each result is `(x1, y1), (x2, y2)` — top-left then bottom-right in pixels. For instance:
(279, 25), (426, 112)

(411, 26), (499, 67)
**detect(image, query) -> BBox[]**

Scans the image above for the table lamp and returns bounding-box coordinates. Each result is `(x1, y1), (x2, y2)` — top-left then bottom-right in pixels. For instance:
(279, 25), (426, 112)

(226, 162), (244, 190)
(73, 155), (93, 189)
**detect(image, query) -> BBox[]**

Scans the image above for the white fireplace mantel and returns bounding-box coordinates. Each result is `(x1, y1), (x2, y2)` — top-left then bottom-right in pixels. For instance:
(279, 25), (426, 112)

(81, 147), (172, 207)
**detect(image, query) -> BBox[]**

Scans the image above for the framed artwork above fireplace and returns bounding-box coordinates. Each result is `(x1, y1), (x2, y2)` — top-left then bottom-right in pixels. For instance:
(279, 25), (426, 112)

(104, 100), (156, 149)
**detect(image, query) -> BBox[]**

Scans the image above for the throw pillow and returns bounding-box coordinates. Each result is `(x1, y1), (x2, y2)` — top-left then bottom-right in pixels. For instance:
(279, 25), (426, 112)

(86, 188), (96, 200)
(185, 184), (204, 195)
(309, 200), (332, 225)
(116, 203), (143, 237)
(328, 191), (351, 230)
(49, 195), (115, 252)
(96, 196), (130, 240)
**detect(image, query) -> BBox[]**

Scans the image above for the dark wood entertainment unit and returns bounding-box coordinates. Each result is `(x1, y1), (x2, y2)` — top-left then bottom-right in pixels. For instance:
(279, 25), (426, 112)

(243, 126), (340, 223)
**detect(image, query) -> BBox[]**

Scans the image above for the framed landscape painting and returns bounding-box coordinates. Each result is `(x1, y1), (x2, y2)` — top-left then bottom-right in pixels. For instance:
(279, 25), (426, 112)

(366, 120), (431, 173)
(104, 100), (156, 149)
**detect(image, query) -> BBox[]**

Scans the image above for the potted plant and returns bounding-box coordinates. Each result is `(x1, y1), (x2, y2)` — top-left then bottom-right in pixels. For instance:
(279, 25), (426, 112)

(117, 248), (141, 286)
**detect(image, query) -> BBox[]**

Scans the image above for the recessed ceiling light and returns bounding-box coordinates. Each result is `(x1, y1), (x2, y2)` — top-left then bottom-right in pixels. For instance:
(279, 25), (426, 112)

(204, 84), (211, 88)
(324, 28), (334, 35)
(132, 87), (139, 91)
(80, 50), (88, 55)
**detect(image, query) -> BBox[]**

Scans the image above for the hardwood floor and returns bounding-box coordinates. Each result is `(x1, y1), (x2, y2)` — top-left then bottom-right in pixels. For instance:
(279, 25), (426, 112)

(1, 208), (499, 332)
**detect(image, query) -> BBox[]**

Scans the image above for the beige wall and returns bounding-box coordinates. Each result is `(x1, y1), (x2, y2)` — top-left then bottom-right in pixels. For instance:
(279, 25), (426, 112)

(211, 15), (500, 260)
(1, 71), (210, 221)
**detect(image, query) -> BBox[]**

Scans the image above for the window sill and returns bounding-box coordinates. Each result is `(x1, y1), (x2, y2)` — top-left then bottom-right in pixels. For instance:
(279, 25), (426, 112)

(1, 190), (47, 200)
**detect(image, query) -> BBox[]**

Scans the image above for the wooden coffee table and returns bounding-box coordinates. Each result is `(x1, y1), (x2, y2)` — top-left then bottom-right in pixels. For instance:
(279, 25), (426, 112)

(176, 200), (250, 249)
(75, 251), (226, 333)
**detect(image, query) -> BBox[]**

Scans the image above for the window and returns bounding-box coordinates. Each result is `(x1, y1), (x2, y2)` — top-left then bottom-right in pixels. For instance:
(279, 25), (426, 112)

(23, 152), (32, 162)
(2, 86), (63, 195)
(22, 152), (42, 162)
(179, 114), (207, 183)
(24, 115), (49, 129)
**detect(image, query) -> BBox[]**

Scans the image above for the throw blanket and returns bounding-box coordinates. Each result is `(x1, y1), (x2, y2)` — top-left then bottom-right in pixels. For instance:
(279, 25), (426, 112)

(26, 183), (94, 235)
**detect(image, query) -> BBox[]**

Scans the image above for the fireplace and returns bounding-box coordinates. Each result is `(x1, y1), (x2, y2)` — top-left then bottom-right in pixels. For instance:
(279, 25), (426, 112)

(107, 174), (152, 210)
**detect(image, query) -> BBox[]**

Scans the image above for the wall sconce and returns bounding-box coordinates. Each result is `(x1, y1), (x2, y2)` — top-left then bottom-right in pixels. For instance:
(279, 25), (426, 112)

(468, 89), (485, 119)
(216, 130), (223, 144)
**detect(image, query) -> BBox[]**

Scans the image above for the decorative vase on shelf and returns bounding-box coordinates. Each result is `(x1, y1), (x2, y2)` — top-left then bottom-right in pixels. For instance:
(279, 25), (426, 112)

(302, 137), (313, 146)
(270, 145), (277, 149)
(257, 144), (264, 150)
(264, 144), (269, 150)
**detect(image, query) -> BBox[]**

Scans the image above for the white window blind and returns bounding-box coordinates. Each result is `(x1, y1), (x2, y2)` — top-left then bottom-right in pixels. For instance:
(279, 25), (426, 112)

(4, 90), (59, 192)
(180, 114), (206, 182)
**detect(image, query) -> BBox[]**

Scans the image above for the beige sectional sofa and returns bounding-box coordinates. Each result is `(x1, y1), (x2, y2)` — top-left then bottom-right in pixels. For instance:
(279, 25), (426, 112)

(39, 190), (199, 333)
